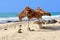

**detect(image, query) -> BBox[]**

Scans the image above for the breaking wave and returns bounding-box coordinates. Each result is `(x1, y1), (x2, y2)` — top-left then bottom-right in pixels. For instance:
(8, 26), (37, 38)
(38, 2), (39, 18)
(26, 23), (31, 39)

(0, 15), (60, 23)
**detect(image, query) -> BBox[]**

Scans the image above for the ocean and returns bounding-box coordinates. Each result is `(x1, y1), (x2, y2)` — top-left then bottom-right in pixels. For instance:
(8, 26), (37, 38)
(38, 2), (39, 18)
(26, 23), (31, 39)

(0, 12), (60, 17)
(0, 12), (60, 23)
(0, 12), (18, 17)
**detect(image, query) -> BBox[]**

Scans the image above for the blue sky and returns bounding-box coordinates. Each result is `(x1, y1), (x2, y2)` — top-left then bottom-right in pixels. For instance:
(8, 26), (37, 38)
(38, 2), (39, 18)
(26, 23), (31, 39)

(0, 0), (60, 12)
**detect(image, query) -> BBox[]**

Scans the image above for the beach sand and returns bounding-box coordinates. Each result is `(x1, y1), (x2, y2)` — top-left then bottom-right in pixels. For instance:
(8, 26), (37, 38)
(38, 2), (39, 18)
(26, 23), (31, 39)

(0, 19), (60, 40)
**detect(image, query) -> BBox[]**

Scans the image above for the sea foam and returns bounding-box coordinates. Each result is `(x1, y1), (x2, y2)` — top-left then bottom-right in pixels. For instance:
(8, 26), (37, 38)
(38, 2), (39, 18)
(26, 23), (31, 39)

(0, 15), (60, 23)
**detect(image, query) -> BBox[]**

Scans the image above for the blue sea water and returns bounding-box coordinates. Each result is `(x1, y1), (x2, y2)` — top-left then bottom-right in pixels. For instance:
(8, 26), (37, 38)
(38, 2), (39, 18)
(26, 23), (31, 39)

(51, 12), (60, 15)
(0, 12), (18, 17)
(0, 12), (60, 17)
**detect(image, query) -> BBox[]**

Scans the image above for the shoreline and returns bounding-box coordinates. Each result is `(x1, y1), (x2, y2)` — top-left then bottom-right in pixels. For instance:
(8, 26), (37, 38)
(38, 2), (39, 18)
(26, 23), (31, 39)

(0, 17), (60, 40)
(0, 15), (60, 23)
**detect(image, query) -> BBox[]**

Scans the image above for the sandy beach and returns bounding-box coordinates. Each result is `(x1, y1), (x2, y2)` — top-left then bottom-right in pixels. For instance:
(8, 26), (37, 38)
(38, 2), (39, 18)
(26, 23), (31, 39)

(0, 19), (60, 40)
